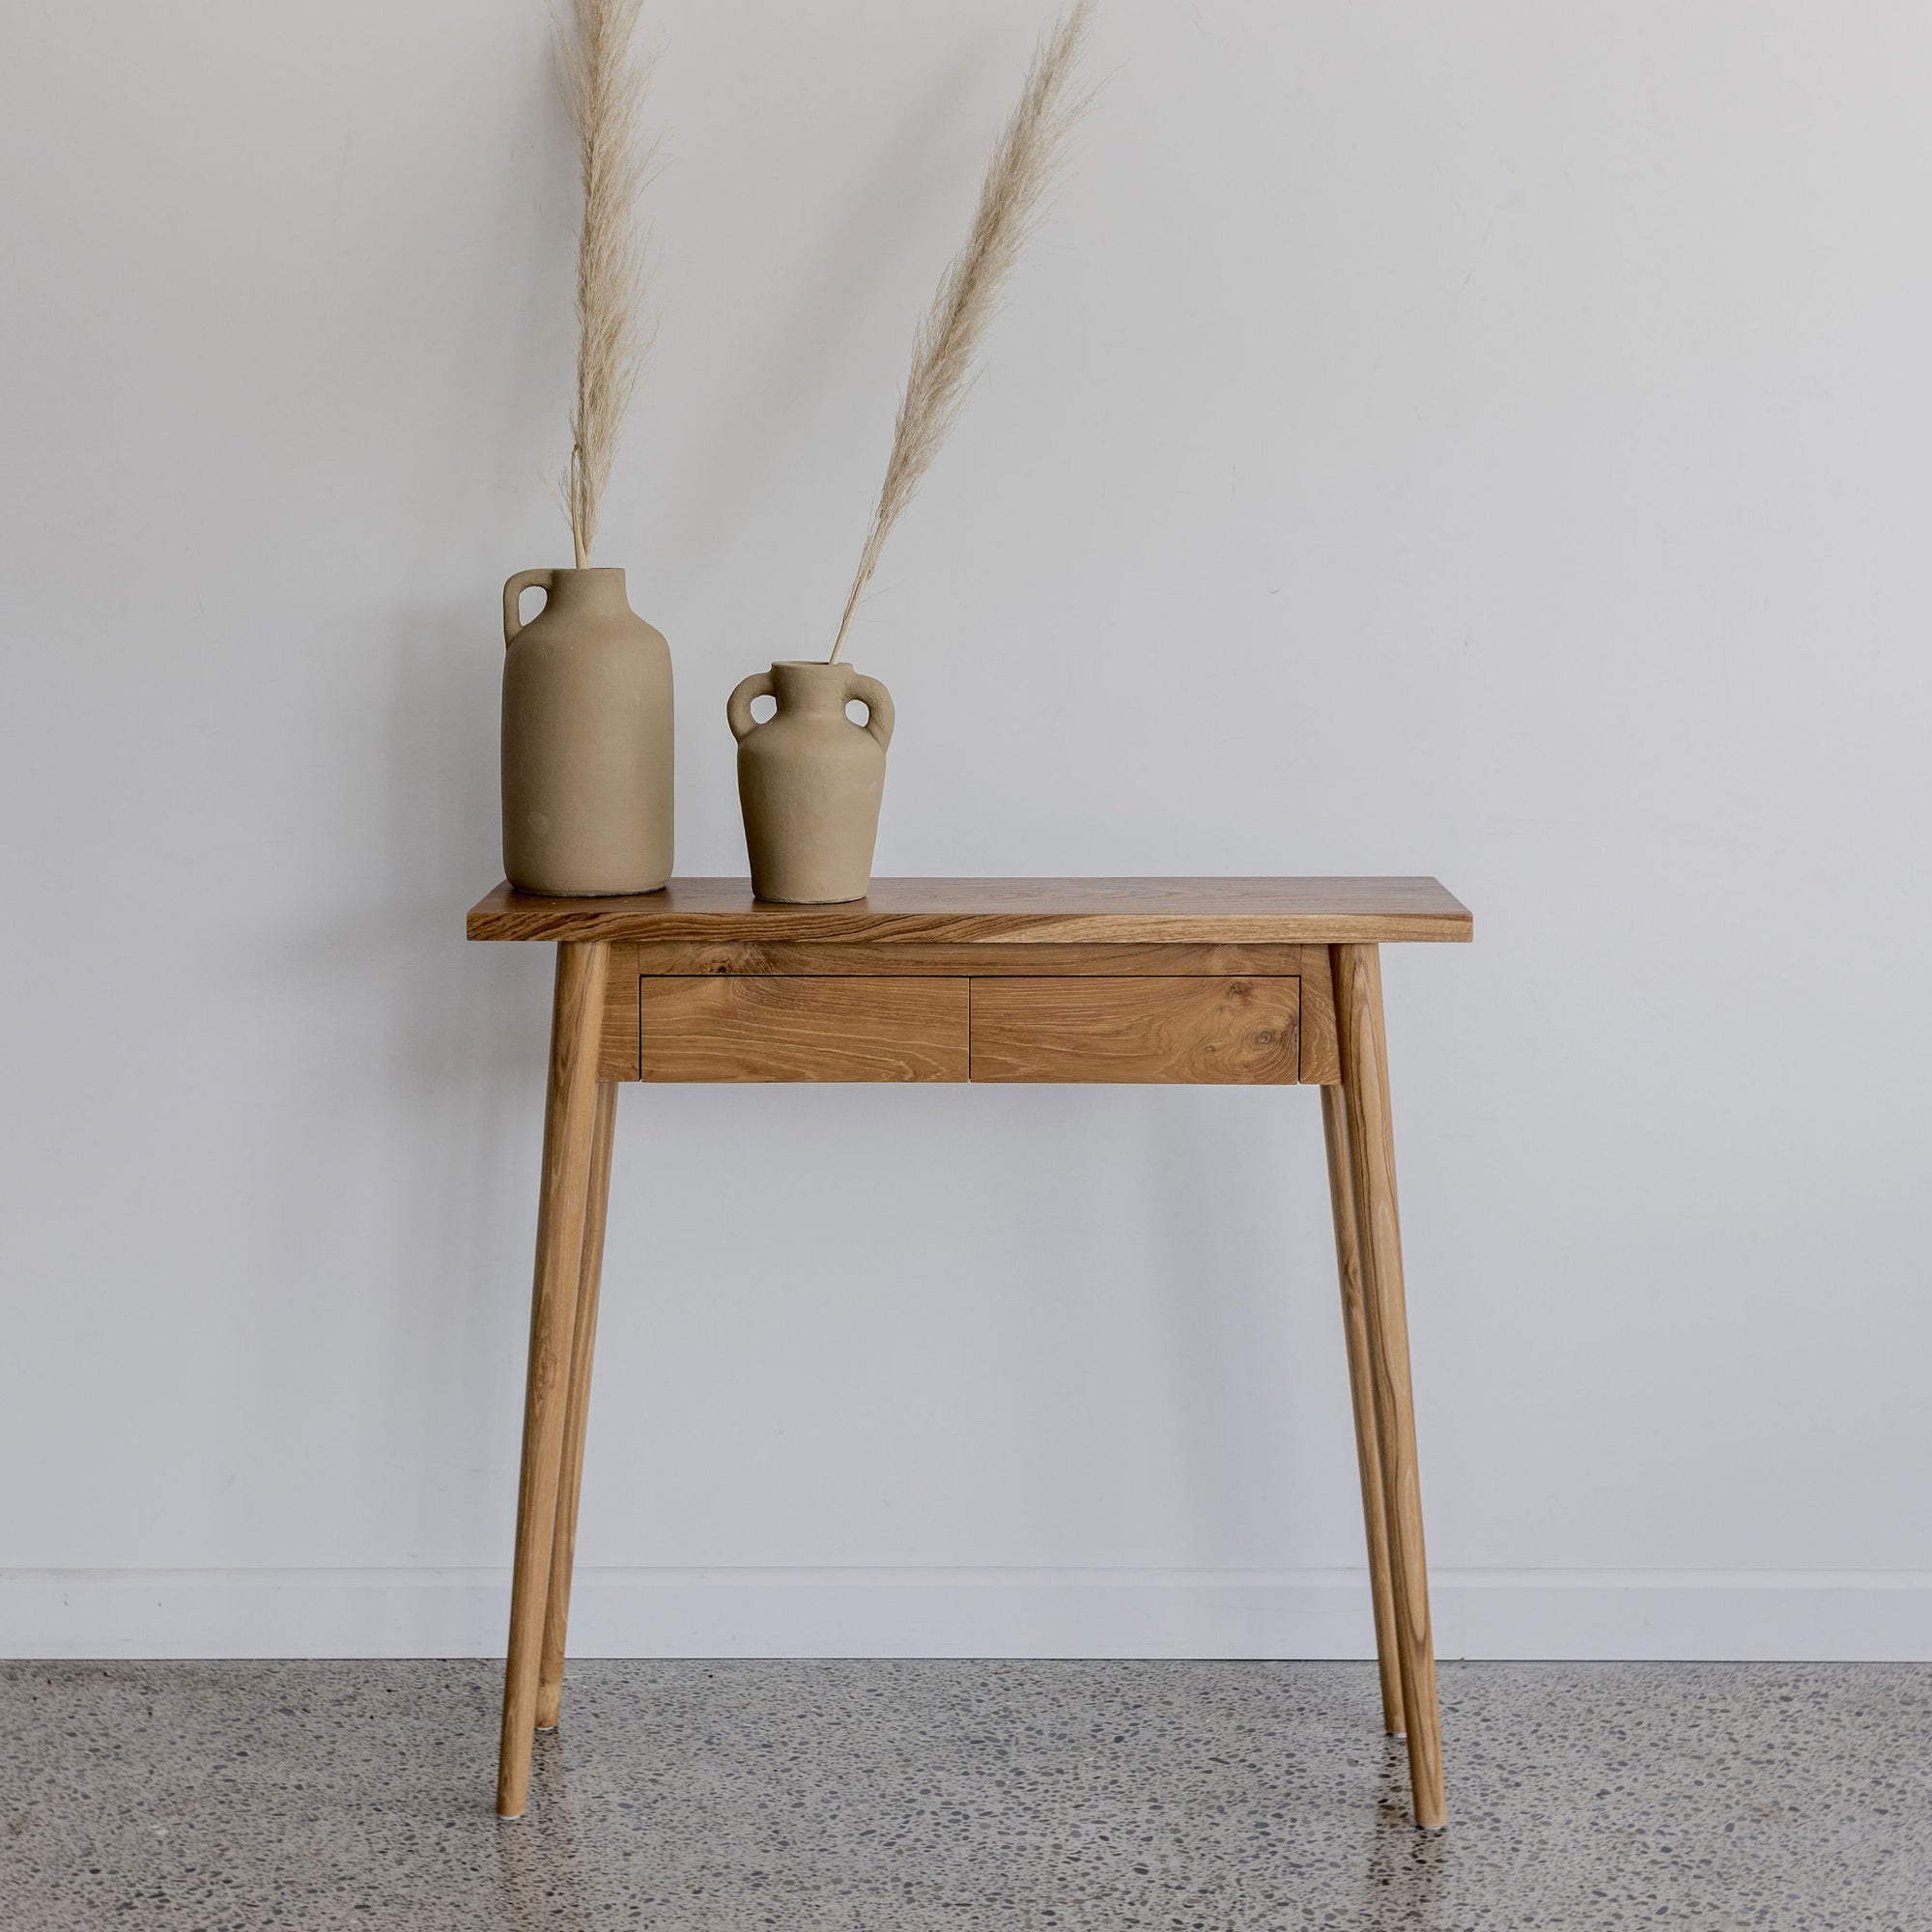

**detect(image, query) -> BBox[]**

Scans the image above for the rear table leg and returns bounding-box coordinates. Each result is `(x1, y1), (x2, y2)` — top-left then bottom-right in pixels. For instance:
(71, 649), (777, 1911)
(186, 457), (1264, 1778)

(536, 1079), (620, 1731)
(1320, 1082), (1406, 1738)
(1331, 942), (1445, 1830)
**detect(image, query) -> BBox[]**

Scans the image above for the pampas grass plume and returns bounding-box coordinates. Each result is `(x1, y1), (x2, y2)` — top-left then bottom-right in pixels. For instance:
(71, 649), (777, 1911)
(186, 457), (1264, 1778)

(558, 0), (657, 568)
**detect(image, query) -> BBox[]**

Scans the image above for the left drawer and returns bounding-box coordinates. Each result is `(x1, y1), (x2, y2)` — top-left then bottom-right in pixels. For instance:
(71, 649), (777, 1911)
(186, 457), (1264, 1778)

(636, 977), (970, 1082)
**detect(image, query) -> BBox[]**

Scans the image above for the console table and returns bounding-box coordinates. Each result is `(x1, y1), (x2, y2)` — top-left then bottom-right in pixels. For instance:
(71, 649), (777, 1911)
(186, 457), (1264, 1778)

(468, 877), (1472, 1828)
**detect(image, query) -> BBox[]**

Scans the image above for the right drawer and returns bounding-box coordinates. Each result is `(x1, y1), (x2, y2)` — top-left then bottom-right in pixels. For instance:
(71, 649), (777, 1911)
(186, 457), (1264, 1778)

(970, 978), (1300, 1084)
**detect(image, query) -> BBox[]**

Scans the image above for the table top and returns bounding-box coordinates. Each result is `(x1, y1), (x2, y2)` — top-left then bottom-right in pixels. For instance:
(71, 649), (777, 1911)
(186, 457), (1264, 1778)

(467, 878), (1472, 946)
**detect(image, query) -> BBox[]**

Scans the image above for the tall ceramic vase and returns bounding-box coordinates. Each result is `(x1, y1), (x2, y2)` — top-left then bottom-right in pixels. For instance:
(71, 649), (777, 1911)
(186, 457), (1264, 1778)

(501, 567), (673, 896)
(726, 661), (894, 903)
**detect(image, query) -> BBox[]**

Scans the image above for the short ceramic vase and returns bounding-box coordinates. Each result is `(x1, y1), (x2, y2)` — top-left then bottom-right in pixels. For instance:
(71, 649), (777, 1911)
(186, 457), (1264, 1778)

(726, 661), (894, 903)
(500, 567), (673, 896)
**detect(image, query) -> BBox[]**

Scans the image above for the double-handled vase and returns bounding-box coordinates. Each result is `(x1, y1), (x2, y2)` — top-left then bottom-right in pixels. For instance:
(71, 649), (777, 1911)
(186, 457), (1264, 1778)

(726, 661), (894, 903)
(500, 567), (673, 896)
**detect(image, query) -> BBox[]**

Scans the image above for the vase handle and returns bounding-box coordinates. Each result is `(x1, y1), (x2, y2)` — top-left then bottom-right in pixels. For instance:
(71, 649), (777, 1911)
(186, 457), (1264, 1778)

(503, 569), (554, 648)
(726, 670), (776, 744)
(846, 673), (895, 753)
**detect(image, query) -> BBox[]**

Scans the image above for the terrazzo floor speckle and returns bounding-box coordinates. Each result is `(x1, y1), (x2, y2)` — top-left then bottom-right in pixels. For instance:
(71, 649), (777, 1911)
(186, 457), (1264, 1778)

(1, 1659), (1926, 1930)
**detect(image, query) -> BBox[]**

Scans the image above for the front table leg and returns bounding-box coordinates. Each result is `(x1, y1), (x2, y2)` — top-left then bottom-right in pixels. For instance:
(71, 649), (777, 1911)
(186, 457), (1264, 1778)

(1331, 943), (1446, 1829)
(497, 941), (611, 1819)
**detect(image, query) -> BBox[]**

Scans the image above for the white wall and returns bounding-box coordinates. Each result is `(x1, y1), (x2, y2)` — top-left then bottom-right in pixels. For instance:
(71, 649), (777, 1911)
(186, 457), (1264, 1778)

(3, 0), (1928, 1662)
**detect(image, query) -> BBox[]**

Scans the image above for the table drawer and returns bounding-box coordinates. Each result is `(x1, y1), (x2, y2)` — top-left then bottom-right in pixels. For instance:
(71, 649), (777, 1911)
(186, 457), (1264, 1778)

(971, 977), (1300, 1084)
(637, 976), (969, 1082)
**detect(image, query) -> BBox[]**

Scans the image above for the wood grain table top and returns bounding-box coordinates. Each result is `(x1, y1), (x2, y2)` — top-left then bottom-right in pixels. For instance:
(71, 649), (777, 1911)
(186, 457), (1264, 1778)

(467, 877), (1473, 947)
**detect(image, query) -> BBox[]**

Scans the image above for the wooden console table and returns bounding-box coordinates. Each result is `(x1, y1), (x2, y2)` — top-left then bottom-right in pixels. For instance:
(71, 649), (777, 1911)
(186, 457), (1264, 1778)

(468, 877), (1472, 1827)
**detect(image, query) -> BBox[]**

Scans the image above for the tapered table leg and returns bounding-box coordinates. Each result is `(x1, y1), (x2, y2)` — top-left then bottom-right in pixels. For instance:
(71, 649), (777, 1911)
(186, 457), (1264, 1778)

(1331, 943), (1445, 1830)
(535, 1078), (619, 1732)
(1320, 1082), (1406, 1738)
(497, 941), (611, 1820)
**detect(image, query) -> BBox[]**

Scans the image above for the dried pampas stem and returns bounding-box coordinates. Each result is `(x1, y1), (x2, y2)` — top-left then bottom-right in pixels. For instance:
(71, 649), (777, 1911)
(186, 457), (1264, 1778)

(559, 0), (656, 569)
(827, 0), (1096, 663)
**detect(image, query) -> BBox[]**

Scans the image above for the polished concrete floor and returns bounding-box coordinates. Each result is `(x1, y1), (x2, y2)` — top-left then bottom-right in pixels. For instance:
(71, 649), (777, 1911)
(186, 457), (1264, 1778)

(1, 1659), (1925, 1930)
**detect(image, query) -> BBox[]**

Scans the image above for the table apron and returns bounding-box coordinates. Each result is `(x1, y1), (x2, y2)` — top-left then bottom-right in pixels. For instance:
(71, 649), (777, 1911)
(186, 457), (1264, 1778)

(596, 951), (1340, 1084)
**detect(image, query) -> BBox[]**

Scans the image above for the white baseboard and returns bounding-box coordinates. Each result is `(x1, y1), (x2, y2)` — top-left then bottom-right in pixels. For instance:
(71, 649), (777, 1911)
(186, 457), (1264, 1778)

(3, 1567), (1926, 1662)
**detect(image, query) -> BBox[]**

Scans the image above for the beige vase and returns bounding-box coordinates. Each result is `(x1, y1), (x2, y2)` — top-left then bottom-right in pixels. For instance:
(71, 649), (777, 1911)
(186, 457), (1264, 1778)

(726, 661), (894, 903)
(500, 567), (673, 896)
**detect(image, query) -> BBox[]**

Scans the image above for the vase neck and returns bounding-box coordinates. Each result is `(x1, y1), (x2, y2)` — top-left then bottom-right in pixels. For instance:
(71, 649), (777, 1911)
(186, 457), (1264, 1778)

(769, 661), (851, 716)
(543, 567), (632, 617)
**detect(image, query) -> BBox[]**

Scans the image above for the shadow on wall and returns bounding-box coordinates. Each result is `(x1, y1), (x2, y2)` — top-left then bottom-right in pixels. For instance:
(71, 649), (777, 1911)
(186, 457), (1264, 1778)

(657, 55), (990, 602)
(381, 602), (553, 1557)
(225, 595), (551, 1572)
